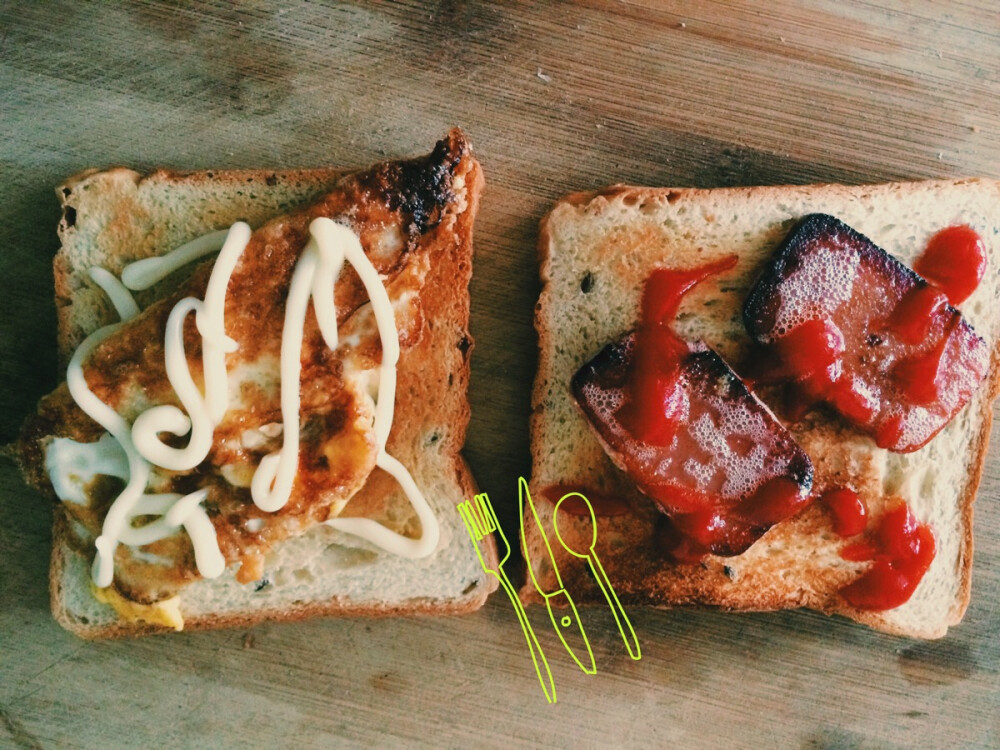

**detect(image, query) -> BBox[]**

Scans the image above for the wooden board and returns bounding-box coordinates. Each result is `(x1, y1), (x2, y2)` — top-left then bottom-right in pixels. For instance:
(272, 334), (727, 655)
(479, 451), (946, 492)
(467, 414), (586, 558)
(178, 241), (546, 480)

(2, 1), (999, 747)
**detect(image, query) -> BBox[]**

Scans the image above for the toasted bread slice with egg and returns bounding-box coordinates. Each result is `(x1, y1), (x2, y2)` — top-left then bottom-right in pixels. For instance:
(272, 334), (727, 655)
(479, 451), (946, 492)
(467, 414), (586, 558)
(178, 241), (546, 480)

(526, 179), (1000, 638)
(18, 129), (498, 637)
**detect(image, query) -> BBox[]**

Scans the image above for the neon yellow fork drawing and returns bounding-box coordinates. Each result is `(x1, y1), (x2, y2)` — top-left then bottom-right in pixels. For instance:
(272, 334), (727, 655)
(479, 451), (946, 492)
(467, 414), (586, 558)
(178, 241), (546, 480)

(458, 493), (557, 703)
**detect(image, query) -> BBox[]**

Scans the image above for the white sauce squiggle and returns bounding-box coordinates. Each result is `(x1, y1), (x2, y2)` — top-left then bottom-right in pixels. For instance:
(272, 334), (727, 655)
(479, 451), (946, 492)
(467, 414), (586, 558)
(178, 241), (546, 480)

(45, 433), (128, 505)
(67, 323), (226, 586)
(121, 229), (228, 291)
(88, 267), (139, 322)
(62, 223), (250, 587)
(253, 218), (439, 558)
(131, 224), (250, 469)
(50, 216), (439, 592)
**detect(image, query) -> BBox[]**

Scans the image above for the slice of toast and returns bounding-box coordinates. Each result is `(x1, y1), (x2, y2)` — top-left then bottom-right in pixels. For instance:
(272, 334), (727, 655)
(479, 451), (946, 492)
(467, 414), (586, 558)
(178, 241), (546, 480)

(18, 129), (498, 637)
(525, 179), (1000, 638)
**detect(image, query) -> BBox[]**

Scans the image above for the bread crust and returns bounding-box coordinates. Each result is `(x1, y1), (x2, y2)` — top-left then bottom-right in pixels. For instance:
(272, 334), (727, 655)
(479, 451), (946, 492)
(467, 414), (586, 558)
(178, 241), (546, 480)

(526, 179), (1000, 638)
(24, 130), (498, 637)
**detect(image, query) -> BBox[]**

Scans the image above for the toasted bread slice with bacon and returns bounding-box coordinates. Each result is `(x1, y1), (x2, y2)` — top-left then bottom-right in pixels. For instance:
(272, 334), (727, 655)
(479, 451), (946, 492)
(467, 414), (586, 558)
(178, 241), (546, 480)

(526, 179), (1000, 638)
(18, 130), (497, 637)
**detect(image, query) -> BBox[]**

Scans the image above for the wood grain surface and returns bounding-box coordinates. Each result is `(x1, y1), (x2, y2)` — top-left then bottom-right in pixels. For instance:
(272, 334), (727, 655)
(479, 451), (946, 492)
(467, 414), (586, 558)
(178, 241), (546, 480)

(2, 1), (1000, 747)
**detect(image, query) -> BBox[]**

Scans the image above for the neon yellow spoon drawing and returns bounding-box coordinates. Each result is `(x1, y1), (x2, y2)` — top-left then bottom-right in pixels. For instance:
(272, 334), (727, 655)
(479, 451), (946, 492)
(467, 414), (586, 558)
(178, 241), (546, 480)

(553, 491), (641, 661)
(519, 477), (597, 676)
(457, 493), (557, 703)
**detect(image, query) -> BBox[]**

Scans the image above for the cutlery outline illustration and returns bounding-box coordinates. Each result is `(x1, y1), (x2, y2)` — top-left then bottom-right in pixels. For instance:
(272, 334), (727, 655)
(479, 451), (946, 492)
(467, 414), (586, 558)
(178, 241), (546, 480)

(519, 477), (597, 676)
(457, 493), (557, 703)
(553, 490), (642, 661)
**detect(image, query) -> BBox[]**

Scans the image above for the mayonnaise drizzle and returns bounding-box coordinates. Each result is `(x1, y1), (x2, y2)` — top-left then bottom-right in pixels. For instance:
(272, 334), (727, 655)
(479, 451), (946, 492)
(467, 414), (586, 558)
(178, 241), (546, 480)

(51, 216), (439, 593)
(253, 217), (439, 559)
(63, 223), (250, 587)
(131, 223), (250, 468)
(89, 267), (139, 321)
(68, 320), (225, 586)
(121, 229), (229, 291)
(45, 433), (128, 505)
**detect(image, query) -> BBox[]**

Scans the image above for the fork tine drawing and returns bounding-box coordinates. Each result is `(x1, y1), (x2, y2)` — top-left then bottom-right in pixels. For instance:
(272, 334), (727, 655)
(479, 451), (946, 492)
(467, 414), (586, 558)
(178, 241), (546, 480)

(479, 493), (504, 538)
(476, 494), (495, 532)
(458, 494), (557, 704)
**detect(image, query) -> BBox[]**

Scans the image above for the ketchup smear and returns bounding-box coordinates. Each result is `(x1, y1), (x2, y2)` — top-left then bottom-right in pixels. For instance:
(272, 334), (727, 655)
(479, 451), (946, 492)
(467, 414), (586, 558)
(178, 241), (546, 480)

(619, 256), (738, 444)
(887, 284), (948, 345)
(838, 502), (935, 611)
(884, 225), (987, 411)
(821, 487), (868, 538)
(914, 225), (987, 306)
(572, 255), (814, 563)
(891, 316), (958, 407)
(744, 216), (989, 453)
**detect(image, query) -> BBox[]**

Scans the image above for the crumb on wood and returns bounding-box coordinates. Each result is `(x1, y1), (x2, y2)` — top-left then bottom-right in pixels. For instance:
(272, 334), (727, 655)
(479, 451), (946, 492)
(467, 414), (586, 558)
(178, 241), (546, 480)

(242, 632), (255, 650)
(536, 68), (552, 83)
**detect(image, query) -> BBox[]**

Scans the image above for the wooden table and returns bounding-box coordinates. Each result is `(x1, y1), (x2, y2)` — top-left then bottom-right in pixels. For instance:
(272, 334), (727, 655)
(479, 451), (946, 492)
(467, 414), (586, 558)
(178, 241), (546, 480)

(2, 2), (999, 747)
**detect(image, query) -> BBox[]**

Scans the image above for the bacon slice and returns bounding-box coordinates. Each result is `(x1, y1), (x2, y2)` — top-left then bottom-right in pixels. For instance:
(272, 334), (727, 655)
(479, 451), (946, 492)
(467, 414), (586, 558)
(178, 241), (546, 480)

(572, 335), (813, 560)
(743, 214), (989, 453)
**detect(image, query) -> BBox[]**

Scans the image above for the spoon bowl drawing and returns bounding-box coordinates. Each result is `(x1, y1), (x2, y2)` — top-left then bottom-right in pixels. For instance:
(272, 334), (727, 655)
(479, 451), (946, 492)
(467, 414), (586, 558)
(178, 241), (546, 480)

(554, 491), (641, 661)
(554, 494), (599, 557)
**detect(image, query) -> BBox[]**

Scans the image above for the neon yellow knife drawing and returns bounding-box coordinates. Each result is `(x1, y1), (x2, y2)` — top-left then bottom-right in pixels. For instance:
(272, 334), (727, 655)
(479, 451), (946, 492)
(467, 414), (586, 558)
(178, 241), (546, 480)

(553, 490), (641, 661)
(458, 493), (557, 703)
(519, 477), (597, 676)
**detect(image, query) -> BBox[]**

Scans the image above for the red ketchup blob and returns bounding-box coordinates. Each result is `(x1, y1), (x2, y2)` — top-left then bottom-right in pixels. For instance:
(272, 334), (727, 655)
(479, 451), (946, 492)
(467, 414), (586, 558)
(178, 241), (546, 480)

(891, 318), (957, 406)
(541, 484), (631, 517)
(914, 225), (987, 306)
(572, 257), (815, 563)
(887, 284), (949, 345)
(838, 502), (936, 611)
(772, 319), (845, 383)
(821, 487), (868, 538)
